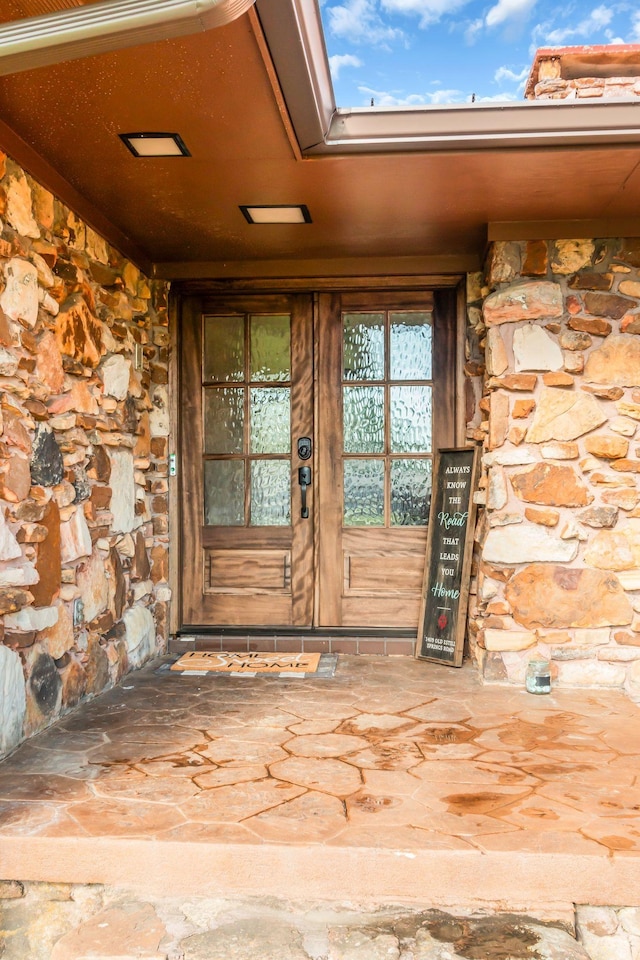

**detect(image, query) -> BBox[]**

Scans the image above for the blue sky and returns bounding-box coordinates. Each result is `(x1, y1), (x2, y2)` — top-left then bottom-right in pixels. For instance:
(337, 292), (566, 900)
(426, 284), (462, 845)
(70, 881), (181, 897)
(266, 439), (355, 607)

(319, 0), (640, 106)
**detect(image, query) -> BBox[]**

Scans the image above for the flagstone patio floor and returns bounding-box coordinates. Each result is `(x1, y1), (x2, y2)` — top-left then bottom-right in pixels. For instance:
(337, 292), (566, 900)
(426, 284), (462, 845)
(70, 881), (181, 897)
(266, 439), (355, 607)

(1, 655), (639, 914)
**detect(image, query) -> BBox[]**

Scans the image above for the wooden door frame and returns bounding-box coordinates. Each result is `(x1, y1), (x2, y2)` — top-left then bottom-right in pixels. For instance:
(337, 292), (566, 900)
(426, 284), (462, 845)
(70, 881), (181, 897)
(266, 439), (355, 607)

(169, 276), (467, 636)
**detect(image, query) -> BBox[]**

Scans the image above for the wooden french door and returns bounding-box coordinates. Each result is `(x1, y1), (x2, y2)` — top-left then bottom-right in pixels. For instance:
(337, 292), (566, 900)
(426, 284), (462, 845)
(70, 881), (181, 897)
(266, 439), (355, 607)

(180, 288), (456, 630)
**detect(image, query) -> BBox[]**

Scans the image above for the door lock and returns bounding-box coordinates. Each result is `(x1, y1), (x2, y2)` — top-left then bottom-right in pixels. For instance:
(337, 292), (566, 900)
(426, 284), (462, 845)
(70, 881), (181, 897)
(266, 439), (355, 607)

(297, 436), (312, 460)
(298, 466), (311, 519)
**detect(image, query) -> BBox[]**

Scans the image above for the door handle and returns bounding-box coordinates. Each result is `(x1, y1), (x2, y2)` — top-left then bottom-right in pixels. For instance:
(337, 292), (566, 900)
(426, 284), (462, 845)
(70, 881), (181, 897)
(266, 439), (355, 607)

(298, 466), (311, 519)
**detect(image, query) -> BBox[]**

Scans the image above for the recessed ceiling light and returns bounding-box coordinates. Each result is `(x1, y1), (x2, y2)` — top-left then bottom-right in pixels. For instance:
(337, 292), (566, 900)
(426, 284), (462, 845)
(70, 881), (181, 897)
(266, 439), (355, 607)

(240, 205), (312, 224)
(119, 132), (191, 157)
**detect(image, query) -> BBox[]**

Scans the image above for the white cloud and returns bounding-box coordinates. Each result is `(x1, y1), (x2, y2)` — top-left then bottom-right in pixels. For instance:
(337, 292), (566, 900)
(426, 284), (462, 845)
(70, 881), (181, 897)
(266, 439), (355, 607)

(472, 91), (519, 102)
(329, 53), (363, 79)
(494, 65), (529, 84)
(541, 4), (614, 44)
(464, 17), (484, 43)
(630, 10), (640, 41)
(358, 83), (465, 105)
(486, 0), (537, 29)
(380, 0), (472, 28)
(327, 0), (403, 45)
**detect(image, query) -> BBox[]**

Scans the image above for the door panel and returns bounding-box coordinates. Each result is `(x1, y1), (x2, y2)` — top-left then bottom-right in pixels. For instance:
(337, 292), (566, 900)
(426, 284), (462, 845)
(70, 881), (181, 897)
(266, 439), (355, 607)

(316, 290), (454, 628)
(181, 287), (456, 631)
(181, 294), (314, 627)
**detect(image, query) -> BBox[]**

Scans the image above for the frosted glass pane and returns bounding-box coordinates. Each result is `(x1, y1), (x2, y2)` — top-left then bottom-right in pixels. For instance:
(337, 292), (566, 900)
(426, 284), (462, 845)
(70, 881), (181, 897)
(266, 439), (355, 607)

(250, 315), (290, 382)
(204, 387), (244, 454)
(391, 459), (432, 526)
(343, 386), (384, 453)
(203, 316), (244, 382)
(251, 460), (290, 525)
(204, 460), (244, 525)
(344, 459), (384, 526)
(390, 313), (432, 380)
(250, 388), (290, 454)
(343, 313), (384, 381)
(390, 385), (432, 453)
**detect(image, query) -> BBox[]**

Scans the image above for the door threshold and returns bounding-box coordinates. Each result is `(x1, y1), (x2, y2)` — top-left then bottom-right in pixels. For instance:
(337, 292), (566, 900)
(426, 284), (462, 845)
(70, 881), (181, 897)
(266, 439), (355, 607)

(178, 627), (416, 638)
(171, 628), (417, 657)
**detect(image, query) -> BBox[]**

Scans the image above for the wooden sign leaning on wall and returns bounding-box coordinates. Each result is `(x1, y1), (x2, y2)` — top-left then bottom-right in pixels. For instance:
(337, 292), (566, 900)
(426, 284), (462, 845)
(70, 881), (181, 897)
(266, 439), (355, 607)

(416, 445), (481, 667)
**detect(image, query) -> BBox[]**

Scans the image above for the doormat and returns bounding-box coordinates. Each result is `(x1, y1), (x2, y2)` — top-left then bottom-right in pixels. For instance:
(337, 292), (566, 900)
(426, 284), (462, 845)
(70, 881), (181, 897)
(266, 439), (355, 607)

(166, 651), (337, 678)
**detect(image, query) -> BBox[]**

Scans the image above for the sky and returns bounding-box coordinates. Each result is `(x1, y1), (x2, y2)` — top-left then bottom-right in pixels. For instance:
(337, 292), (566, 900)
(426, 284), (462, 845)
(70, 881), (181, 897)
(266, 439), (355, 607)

(319, 0), (640, 106)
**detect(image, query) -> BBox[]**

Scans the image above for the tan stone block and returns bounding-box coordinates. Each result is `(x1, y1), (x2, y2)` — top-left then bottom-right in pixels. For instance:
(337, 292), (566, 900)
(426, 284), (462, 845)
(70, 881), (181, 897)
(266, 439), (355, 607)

(524, 506), (559, 526)
(485, 327), (509, 376)
(616, 401), (640, 421)
(563, 351), (584, 374)
(540, 441), (578, 460)
(602, 488), (640, 511)
(590, 471), (636, 487)
(511, 462), (590, 507)
(512, 398), (535, 419)
(617, 569), (640, 590)
(557, 659), (626, 687)
(585, 435), (629, 459)
(484, 628), (536, 652)
(529, 386), (607, 443)
(614, 629), (640, 646)
(542, 371), (573, 387)
(618, 279), (640, 298)
(582, 384), (624, 400)
(488, 391), (509, 450)
(505, 564), (633, 629)
(507, 425), (526, 445)
(487, 374), (537, 391)
(611, 459), (640, 473)
(585, 524), (640, 571)
(620, 314), (640, 334)
(609, 416), (637, 438)
(551, 239), (594, 275)
(483, 281), (563, 326)
(572, 628), (611, 646)
(585, 334), (640, 387)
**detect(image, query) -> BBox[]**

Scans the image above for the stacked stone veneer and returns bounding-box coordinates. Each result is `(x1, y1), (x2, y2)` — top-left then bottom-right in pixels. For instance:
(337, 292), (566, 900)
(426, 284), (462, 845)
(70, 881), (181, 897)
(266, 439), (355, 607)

(0, 154), (170, 759)
(531, 74), (640, 100)
(467, 238), (640, 700)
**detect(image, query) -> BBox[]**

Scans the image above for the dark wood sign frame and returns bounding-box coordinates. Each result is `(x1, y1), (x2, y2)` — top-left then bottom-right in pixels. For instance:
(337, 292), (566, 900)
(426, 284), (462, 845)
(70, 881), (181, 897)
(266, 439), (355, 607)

(416, 445), (480, 667)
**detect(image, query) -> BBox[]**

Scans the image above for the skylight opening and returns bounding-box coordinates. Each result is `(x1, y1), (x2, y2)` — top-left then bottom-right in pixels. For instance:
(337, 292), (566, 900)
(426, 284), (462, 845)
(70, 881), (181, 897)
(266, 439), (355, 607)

(318, 0), (638, 109)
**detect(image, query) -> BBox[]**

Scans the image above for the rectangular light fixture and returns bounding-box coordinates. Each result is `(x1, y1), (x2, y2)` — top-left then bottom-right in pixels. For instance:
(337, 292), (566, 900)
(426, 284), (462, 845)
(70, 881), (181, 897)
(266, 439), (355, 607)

(240, 204), (312, 224)
(119, 132), (191, 157)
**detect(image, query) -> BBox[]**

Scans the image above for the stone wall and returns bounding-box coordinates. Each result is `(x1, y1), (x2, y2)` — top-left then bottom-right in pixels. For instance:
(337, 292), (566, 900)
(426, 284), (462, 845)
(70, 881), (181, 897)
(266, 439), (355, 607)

(467, 238), (640, 700)
(0, 154), (170, 759)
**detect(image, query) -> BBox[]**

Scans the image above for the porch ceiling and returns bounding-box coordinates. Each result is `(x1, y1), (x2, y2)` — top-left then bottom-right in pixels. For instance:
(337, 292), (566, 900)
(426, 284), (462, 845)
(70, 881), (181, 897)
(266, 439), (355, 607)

(0, 1), (640, 277)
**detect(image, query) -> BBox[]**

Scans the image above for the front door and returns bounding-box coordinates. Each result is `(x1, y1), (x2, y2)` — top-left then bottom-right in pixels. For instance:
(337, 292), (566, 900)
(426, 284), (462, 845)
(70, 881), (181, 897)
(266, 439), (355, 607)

(180, 288), (456, 630)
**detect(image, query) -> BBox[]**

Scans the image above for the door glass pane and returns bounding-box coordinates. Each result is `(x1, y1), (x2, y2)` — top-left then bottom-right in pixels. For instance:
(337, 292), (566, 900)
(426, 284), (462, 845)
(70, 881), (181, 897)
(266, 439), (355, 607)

(390, 385), (432, 453)
(343, 386), (384, 453)
(390, 313), (432, 380)
(204, 387), (244, 454)
(251, 460), (290, 525)
(204, 460), (244, 525)
(391, 459), (432, 526)
(250, 315), (290, 382)
(344, 459), (384, 526)
(250, 387), (290, 454)
(203, 316), (244, 382)
(343, 313), (384, 381)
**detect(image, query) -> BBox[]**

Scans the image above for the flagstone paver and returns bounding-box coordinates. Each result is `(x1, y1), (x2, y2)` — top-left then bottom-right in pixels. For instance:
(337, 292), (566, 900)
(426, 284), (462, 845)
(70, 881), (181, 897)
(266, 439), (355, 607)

(0, 655), (639, 908)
